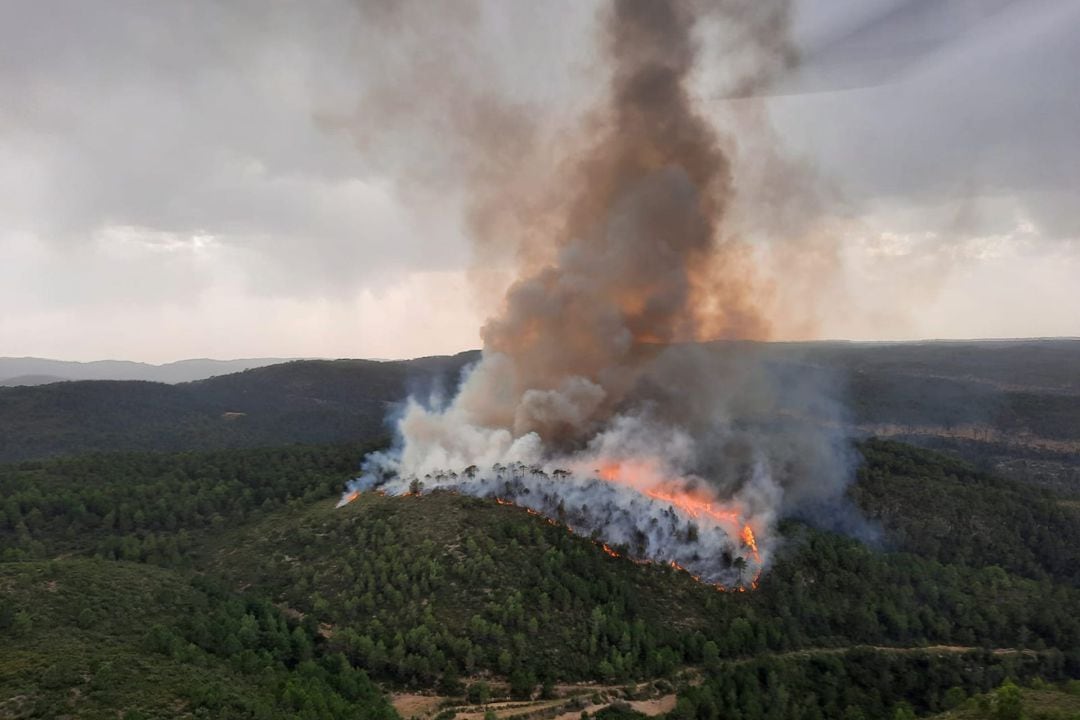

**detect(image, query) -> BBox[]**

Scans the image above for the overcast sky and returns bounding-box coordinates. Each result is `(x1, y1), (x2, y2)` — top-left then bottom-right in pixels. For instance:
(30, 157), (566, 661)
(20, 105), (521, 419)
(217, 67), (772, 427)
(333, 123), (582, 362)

(1, 0), (1077, 362)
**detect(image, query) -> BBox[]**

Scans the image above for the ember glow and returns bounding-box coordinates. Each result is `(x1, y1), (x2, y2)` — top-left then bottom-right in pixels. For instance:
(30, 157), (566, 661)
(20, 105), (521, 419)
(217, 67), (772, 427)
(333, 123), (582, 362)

(338, 0), (869, 589)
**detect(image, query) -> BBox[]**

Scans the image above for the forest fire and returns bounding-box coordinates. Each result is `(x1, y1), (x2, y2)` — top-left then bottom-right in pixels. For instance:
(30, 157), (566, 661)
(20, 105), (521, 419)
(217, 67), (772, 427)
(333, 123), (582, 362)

(596, 461), (764, 574)
(597, 464), (757, 536)
(337, 455), (769, 588)
(338, 482), (761, 590)
(486, 496), (756, 591)
(337, 0), (863, 592)
(645, 487), (742, 525)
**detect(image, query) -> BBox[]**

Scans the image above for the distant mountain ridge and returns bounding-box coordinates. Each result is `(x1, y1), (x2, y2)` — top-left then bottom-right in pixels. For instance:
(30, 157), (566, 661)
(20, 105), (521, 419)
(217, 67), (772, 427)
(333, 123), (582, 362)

(0, 341), (1077, 491)
(0, 352), (481, 463)
(0, 374), (68, 387)
(0, 356), (299, 385)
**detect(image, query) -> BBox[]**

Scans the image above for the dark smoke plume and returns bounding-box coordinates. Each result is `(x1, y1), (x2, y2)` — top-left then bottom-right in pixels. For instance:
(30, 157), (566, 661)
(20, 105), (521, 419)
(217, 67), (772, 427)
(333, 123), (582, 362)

(339, 0), (869, 586)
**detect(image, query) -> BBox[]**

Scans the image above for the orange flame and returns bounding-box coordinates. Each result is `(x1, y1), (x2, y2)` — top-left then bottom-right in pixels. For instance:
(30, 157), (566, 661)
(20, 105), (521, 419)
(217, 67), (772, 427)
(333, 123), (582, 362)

(667, 559), (715, 586)
(341, 470), (763, 591)
(741, 524), (761, 563)
(597, 462), (742, 526)
(646, 488), (740, 525)
(594, 459), (763, 590)
(598, 462), (621, 481)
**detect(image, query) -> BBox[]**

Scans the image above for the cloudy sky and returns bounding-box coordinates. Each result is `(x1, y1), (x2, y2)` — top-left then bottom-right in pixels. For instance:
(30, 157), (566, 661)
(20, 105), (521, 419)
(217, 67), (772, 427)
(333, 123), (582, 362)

(2, 0), (1077, 362)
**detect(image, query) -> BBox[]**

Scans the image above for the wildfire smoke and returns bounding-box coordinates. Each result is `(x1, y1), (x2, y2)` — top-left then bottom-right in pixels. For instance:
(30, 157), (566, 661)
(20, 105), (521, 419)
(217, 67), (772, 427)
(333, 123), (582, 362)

(338, 0), (870, 588)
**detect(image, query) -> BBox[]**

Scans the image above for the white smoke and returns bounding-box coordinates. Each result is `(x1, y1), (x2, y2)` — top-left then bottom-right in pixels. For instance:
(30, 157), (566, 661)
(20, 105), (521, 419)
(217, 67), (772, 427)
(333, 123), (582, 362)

(342, 373), (791, 586)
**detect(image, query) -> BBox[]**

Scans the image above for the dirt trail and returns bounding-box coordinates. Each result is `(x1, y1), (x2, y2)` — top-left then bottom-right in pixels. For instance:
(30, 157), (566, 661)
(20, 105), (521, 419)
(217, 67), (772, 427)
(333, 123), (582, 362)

(391, 645), (1026, 720)
(628, 696), (678, 716)
(456, 698), (573, 720)
(729, 644), (1029, 665)
(392, 694), (446, 719)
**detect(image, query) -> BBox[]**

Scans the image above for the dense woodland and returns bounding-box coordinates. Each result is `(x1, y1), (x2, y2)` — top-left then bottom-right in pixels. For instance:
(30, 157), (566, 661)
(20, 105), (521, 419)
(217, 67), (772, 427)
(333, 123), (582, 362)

(1, 435), (1079, 718)
(1, 560), (396, 720)
(0, 355), (475, 463)
(2, 341), (1078, 474)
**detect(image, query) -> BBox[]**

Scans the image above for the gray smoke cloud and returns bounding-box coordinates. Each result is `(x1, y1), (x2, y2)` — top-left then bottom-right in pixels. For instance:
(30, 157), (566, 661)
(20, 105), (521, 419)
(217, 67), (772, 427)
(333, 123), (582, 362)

(339, 0), (872, 587)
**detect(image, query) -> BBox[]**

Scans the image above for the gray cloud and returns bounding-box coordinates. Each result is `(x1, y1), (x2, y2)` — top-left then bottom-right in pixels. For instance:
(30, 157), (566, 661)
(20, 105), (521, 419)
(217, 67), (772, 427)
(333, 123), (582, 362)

(0, 1), (472, 298)
(0, 0), (1077, 361)
(772, 0), (1080, 239)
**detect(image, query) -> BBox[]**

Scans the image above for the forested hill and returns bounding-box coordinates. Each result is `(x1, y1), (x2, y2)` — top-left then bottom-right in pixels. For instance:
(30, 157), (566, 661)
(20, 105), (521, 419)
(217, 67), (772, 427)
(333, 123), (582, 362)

(0, 353), (479, 462)
(2, 341), (1078, 492)
(1, 439), (1078, 718)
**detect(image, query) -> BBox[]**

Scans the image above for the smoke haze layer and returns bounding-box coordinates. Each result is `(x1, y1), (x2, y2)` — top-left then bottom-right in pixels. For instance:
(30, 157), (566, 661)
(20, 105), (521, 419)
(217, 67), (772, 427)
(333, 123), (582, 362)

(341, 0), (868, 587)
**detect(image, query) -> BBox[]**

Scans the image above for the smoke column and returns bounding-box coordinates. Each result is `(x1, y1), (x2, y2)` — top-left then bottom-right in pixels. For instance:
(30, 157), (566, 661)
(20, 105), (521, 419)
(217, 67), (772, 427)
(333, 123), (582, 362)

(340, 0), (866, 586)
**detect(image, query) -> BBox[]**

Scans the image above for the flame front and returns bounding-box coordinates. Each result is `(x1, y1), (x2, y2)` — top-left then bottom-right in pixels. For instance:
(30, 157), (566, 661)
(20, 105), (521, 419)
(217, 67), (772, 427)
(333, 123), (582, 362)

(597, 461), (745, 528)
(645, 487), (741, 526)
(338, 455), (769, 589)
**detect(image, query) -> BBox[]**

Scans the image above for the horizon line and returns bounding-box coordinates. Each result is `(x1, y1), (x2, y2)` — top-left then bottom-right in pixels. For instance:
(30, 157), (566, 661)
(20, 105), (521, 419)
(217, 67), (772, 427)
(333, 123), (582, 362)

(4, 335), (1080, 367)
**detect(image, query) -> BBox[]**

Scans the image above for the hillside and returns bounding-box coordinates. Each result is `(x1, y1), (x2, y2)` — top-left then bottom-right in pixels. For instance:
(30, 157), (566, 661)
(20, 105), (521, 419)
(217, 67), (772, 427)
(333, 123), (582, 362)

(794, 339), (1080, 394)
(1, 439), (1078, 718)
(796, 340), (1080, 490)
(0, 559), (396, 720)
(927, 681), (1080, 719)
(0, 354), (478, 463)
(0, 342), (1077, 492)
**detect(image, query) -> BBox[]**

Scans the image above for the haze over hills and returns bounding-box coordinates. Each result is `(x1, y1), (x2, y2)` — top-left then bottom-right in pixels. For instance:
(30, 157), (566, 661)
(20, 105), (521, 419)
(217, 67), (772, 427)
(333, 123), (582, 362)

(0, 374), (68, 387)
(1, 340), (1077, 490)
(0, 356), (299, 386)
(0, 352), (479, 463)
